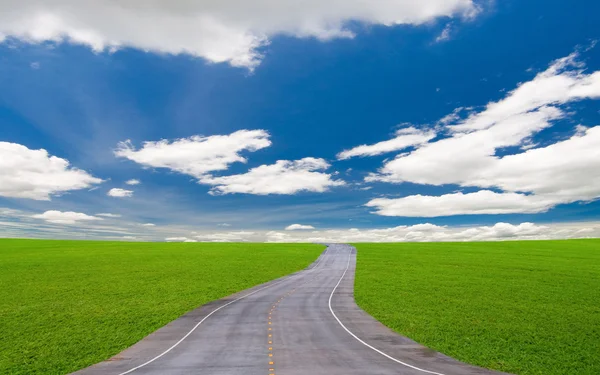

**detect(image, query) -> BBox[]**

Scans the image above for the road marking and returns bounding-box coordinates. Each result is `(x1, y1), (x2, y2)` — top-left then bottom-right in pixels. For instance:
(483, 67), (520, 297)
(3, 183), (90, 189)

(265, 261), (325, 375)
(328, 247), (446, 375)
(116, 248), (328, 375)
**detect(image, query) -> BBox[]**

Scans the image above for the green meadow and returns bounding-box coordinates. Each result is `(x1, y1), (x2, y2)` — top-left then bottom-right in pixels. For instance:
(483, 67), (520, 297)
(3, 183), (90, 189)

(3, 239), (598, 375)
(0, 239), (324, 374)
(353, 240), (600, 375)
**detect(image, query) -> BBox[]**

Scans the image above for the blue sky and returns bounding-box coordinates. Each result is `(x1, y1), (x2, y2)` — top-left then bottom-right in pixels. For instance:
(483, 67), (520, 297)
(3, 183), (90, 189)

(1, 0), (599, 242)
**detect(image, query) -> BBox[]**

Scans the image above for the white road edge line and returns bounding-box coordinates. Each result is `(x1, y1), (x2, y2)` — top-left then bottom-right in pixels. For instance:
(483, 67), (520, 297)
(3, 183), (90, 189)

(117, 249), (328, 375)
(328, 247), (446, 375)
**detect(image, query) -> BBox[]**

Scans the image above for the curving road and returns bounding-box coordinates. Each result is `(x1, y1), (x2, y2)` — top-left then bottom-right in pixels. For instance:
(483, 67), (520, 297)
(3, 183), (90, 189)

(74, 244), (510, 375)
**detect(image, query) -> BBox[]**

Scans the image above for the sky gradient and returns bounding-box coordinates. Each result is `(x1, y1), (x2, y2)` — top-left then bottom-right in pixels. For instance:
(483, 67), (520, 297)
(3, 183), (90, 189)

(1, 0), (600, 242)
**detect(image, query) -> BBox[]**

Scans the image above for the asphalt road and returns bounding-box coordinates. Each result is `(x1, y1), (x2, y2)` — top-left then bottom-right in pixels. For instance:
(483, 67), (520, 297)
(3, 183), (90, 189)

(75, 244), (510, 375)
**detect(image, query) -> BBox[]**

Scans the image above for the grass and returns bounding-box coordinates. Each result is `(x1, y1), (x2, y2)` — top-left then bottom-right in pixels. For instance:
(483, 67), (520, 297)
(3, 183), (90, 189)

(0, 239), (323, 375)
(353, 240), (600, 375)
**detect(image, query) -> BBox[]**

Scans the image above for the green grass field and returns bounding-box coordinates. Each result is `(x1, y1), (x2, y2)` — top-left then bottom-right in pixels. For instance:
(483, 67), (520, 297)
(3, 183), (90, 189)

(0, 239), (323, 375)
(353, 240), (600, 375)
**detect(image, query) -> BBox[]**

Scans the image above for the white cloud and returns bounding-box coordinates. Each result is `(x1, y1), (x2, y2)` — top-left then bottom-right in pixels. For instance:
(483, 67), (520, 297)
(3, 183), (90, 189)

(285, 224), (316, 230)
(125, 179), (141, 185)
(0, 142), (102, 200)
(0, 1), (477, 68)
(200, 157), (345, 195)
(115, 130), (271, 178)
(364, 52), (600, 216)
(337, 126), (436, 160)
(107, 188), (133, 197)
(435, 23), (452, 42)
(118, 132), (346, 196)
(32, 210), (102, 225)
(194, 231), (256, 242)
(260, 222), (583, 243)
(30, 61), (40, 69)
(464, 222), (548, 240)
(96, 213), (121, 218)
(366, 190), (558, 217)
(0, 208), (24, 217)
(141, 223), (155, 227)
(165, 237), (197, 242)
(5, 206), (600, 242)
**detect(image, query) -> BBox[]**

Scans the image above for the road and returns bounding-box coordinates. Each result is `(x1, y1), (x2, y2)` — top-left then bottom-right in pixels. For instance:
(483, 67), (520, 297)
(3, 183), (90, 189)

(75, 244), (510, 375)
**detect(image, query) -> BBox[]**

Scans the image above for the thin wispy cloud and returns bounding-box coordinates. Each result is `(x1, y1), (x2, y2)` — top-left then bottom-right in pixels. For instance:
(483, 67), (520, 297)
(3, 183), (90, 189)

(96, 213), (121, 218)
(337, 127), (436, 160)
(285, 224), (316, 230)
(107, 188), (134, 198)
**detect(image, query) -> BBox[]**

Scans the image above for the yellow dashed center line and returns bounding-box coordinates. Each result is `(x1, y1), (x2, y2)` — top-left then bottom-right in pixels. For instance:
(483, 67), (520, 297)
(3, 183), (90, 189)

(266, 263), (325, 375)
(267, 287), (300, 375)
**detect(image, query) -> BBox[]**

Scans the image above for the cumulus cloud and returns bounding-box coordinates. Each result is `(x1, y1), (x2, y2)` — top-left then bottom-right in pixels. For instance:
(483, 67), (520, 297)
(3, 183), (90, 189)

(366, 190), (558, 217)
(200, 157), (345, 195)
(363, 51), (600, 216)
(107, 188), (133, 197)
(115, 130), (271, 178)
(96, 213), (121, 218)
(0, 142), (102, 200)
(0, 1), (477, 68)
(210, 222), (584, 243)
(337, 127), (436, 160)
(5, 206), (599, 242)
(285, 224), (316, 230)
(117, 131), (343, 196)
(125, 179), (141, 185)
(32, 210), (102, 225)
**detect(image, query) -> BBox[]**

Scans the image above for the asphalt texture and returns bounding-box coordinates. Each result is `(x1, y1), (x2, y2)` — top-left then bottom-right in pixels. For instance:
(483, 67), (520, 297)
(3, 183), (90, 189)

(74, 244), (511, 375)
